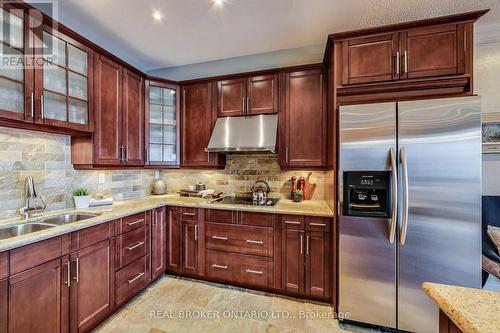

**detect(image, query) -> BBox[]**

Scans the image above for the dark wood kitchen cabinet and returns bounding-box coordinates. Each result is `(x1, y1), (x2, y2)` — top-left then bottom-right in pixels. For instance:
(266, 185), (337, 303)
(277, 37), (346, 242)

(217, 74), (278, 117)
(282, 215), (330, 300)
(69, 239), (114, 333)
(181, 82), (224, 168)
(180, 208), (204, 277)
(166, 207), (182, 273)
(0, 278), (7, 333)
(72, 54), (145, 168)
(8, 258), (67, 333)
(340, 24), (466, 85)
(281, 68), (326, 168)
(151, 206), (166, 280)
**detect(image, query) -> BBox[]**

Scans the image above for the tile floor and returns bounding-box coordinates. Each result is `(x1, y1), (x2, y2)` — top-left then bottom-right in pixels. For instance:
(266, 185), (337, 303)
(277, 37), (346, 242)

(93, 276), (374, 333)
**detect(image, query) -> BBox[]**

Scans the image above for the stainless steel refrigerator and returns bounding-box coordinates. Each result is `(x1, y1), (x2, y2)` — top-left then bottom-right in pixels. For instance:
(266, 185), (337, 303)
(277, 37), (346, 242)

(338, 96), (482, 333)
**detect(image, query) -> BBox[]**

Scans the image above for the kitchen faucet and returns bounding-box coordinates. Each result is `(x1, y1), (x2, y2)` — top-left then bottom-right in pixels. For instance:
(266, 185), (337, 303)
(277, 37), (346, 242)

(18, 176), (46, 220)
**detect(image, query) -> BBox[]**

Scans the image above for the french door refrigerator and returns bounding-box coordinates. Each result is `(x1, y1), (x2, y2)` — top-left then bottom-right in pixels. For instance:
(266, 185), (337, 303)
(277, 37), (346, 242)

(338, 96), (482, 333)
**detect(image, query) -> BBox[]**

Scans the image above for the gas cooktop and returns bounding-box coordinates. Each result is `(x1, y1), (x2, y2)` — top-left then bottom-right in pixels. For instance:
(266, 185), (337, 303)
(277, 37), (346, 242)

(210, 196), (279, 207)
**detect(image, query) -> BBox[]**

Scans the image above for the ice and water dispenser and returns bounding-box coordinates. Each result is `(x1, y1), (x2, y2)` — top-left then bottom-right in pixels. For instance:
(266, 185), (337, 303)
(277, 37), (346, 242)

(343, 171), (391, 218)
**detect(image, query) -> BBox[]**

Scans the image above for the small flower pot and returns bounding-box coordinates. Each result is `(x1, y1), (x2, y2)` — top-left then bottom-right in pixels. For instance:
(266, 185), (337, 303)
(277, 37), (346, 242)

(74, 195), (91, 209)
(293, 193), (303, 202)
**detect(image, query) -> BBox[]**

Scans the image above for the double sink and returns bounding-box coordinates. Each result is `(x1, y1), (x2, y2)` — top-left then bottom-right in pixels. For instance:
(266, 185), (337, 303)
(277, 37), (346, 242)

(0, 213), (98, 240)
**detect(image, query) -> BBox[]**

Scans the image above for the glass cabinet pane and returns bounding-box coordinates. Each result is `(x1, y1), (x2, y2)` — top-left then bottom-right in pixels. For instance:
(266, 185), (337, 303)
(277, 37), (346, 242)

(149, 144), (162, 162)
(69, 72), (87, 100)
(150, 104), (162, 124)
(44, 64), (67, 94)
(44, 91), (67, 121)
(43, 32), (66, 66)
(0, 8), (23, 49)
(0, 45), (23, 82)
(0, 79), (23, 113)
(163, 88), (176, 105)
(69, 98), (88, 125)
(150, 86), (162, 104)
(163, 126), (176, 145)
(150, 124), (162, 144)
(68, 45), (87, 75)
(163, 145), (176, 162)
(163, 106), (176, 125)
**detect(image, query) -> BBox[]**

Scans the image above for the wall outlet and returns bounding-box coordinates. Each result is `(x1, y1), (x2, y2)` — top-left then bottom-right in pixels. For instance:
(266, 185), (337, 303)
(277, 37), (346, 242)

(155, 170), (160, 179)
(98, 173), (106, 184)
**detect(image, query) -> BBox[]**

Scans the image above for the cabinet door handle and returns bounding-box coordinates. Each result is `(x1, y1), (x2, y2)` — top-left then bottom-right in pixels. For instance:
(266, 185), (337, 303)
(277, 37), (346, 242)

(30, 92), (34, 118)
(126, 241), (145, 251)
(300, 234), (304, 254)
(207, 150), (210, 164)
(284, 220), (300, 225)
(127, 219), (144, 226)
(194, 224), (198, 241)
(128, 272), (145, 284)
(309, 223), (326, 227)
(246, 97), (250, 115)
(245, 269), (263, 275)
(65, 260), (71, 288)
(211, 264), (228, 269)
(126, 145), (129, 162)
(285, 147), (289, 163)
(212, 235), (228, 240)
(242, 97), (245, 113)
(182, 212), (196, 217)
(396, 51), (400, 75)
(73, 257), (79, 283)
(145, 147), (149, 164)
(246, 239), (263, 244)
(40, 95), (44, 119)
(404, 50), (408, 74)
(306, 235), (310, 255)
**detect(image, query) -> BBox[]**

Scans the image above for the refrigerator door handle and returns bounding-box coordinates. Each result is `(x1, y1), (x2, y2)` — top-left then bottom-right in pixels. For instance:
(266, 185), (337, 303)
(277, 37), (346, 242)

(400, 147), (409, 245)
(388, 147), (397, 244)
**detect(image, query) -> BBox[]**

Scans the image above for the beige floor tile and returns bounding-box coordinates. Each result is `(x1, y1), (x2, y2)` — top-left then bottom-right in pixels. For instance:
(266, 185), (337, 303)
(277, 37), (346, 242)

(206, 288), (245, 312)
(236, 293), (274, 322)
(175, 281), (217, 308)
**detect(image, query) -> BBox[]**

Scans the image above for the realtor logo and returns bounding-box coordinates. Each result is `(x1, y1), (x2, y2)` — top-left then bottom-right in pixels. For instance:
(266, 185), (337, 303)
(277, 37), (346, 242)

(0, 0), (59, 69)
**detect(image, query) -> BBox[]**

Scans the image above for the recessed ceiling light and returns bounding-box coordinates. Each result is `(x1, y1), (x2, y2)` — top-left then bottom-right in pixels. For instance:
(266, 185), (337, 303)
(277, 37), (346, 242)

(152, 9), (163, 21)
(213, 0), (224, 6)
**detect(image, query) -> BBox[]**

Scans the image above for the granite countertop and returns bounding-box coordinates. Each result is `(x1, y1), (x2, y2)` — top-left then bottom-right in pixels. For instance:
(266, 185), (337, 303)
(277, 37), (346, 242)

(0, 194), (333, 252)
(423, 282), (500, 333)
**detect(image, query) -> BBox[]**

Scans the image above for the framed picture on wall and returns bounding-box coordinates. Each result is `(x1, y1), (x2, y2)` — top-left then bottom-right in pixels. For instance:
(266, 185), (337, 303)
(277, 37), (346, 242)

(483, 113), (500, 154)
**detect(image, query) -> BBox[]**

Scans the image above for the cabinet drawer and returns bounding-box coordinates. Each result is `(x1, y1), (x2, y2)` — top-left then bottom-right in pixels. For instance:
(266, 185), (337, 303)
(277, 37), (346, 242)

(116, 226), (149, 270)
(239, 211), (273, 227)
(181, 207), (200, 221)
(305, 216), (330, 232)
(282, 215), (305, 229)
(206, 223), (273, 257)
(205, 209), (235, 224)
(206, 250), (272, 288)
(115, 254), (150, 306)
(71, 221), (114, 251)
(118, 212), (147, 234)
(10, 237), (63, 275)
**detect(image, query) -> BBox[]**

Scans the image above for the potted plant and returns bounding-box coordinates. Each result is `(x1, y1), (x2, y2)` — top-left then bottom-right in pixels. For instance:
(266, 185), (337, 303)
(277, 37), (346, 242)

(293, 189), (303, 202)
(73, 188), (91, 209)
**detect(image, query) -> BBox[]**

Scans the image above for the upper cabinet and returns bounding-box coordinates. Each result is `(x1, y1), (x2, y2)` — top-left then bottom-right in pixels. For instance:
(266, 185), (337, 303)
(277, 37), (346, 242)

(34, 27), (93, 131)
(217, 74), (278, 117)
(181, 82), (224, 168)
(145, 80), (180, 167)
(341, 24), (466, 86)
(280, 68), (326, 168)
(0, 5), (33, 123)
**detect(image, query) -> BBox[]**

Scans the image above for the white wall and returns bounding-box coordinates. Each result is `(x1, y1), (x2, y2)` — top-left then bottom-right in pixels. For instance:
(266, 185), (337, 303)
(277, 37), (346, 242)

(475, 41), (500, 195)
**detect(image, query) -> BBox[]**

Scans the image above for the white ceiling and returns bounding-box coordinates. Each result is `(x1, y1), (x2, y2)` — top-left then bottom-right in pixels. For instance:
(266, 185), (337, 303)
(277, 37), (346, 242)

(29, 0), (500, 76)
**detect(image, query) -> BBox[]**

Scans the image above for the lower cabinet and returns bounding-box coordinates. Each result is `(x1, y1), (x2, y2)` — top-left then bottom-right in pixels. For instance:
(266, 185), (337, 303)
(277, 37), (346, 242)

(69, 239), (114, 333)
(181, 208), (204, 277)
(151, 207), (166, 280)
(8, 258), (66, 333)
(0, 278), (6, 333)
(166, 206), (182, 274)
(115, 254), (150, 306)
(282, 215), (330, 300)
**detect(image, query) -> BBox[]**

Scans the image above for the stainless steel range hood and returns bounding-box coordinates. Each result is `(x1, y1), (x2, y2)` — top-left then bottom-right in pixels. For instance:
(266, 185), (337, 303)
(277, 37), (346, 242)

(206, 114), (278, 153)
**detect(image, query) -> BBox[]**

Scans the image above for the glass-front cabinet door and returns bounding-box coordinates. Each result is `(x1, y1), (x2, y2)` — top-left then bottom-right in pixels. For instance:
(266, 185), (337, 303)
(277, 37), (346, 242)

(145, 81), (180, 166)
(34, 25), (93, 131)
(0, 4), (34, 122)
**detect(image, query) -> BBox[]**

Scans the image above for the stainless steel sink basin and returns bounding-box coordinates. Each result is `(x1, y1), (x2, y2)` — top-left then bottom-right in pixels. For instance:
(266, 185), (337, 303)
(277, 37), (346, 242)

(40, 213), (98, 226)
(0, 223), (55, 240)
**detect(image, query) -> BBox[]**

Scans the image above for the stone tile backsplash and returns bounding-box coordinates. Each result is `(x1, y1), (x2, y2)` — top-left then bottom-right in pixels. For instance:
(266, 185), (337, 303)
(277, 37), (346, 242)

(0, 127), (324, 218)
